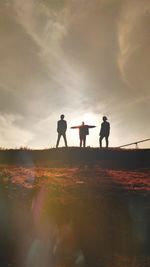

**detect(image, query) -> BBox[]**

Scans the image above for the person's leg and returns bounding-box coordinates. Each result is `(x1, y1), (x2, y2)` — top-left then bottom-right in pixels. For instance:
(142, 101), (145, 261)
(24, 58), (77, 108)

(83, 136), (86, 147)
(99, 136), (103, 147)
(106, 136), (109, 148)
(63, 133), (68, 147)
(56, 133), (61, 148)
(80, 135), (82, 147)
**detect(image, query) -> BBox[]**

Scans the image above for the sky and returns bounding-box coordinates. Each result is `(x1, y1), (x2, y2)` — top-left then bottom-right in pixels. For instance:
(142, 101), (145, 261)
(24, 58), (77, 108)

(0, 0), (150, 148)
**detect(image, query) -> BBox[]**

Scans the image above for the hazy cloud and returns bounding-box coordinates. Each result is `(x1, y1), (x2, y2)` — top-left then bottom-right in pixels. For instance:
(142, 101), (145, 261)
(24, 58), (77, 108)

(0, 0), (150, 147)
(0, 114), (33, 147)
(118, 0), (150, 91)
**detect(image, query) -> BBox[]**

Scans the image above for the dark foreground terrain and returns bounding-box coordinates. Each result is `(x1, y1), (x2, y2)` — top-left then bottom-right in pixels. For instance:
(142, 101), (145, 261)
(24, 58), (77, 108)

(0, 148), (150, 266)
(0, 147), (150, 169)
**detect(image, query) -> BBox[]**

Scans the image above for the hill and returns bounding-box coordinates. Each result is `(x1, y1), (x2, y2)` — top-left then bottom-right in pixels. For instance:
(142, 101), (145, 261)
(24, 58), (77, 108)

(0, 147), (150, 169)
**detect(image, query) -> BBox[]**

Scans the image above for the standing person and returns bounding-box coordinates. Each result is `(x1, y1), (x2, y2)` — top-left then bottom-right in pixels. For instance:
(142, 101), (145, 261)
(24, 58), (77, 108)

(56, 114), (68, 148)
(71, 122), (96, 147)
(99, 116), (110, 148)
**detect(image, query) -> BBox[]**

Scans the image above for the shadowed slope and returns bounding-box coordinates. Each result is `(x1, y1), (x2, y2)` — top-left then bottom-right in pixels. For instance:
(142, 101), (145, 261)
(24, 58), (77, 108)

(0, 147), (150, 169)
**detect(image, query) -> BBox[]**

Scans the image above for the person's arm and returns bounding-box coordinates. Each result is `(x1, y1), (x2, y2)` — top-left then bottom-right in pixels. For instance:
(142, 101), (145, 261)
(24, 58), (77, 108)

(65, 121), (67, 131)
(108, 122), (110, 136)
(99, 123), (103, 135)
(57, 121), (59, 133)
(88, 125), (96, 128)
(71, 126), (80, 129)
(71, 127), (78, 129)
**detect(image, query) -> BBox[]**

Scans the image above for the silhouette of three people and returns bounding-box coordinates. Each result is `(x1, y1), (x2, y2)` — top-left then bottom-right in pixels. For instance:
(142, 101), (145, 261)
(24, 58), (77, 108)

(56, 115), (110, 148)
(71, 122), (96, 147)
(56, 114), (68, 148)
(99, 116), (110, 148)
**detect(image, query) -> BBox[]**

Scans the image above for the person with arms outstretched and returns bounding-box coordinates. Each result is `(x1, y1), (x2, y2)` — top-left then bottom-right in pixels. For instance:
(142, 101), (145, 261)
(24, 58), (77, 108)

(99, 116), (110, 148)
(56, 114), (68, 148)
(71, 122), (96, 147)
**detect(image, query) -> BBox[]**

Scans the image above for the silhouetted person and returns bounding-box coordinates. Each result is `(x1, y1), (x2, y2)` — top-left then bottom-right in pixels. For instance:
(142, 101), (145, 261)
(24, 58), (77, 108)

(99, 116), (110, 148)
(71, 122), (96, 147)
(56, 114), (68, 148)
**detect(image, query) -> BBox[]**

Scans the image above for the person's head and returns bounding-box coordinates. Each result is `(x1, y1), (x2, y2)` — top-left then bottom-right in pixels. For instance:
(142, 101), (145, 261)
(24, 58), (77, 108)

(103, 116), (107, 121)
(60, 114), (65, 120)
(82, 121), (85, 125)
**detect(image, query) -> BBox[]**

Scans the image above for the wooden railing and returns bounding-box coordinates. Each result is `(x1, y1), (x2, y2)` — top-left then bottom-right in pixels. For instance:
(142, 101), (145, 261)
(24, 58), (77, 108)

(118, 138), (150, 148)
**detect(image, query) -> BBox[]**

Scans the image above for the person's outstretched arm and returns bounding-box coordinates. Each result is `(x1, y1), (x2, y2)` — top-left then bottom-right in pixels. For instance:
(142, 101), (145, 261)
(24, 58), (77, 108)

(88, 125), (96, 128)
(71, 126), (80, 129)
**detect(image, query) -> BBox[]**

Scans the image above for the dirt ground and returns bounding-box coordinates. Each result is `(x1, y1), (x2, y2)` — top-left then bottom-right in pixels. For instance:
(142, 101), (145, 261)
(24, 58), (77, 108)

(0, 165), (150, 267)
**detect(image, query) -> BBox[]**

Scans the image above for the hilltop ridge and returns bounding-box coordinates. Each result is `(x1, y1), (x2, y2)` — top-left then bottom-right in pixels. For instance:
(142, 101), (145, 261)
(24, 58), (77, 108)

(0, 147), (150, 169)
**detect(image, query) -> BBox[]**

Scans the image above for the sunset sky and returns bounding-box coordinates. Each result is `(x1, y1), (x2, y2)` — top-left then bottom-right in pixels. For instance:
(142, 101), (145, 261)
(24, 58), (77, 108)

(0, 0), (150, 148)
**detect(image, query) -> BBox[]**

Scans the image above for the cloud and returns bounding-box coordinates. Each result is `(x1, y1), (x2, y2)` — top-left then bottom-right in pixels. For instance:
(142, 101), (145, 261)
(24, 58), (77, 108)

(0, 0), (150, 147)
(118, 1), (150, 91)
(12, 0), (88, 109)
(0, 114), (33, 148)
